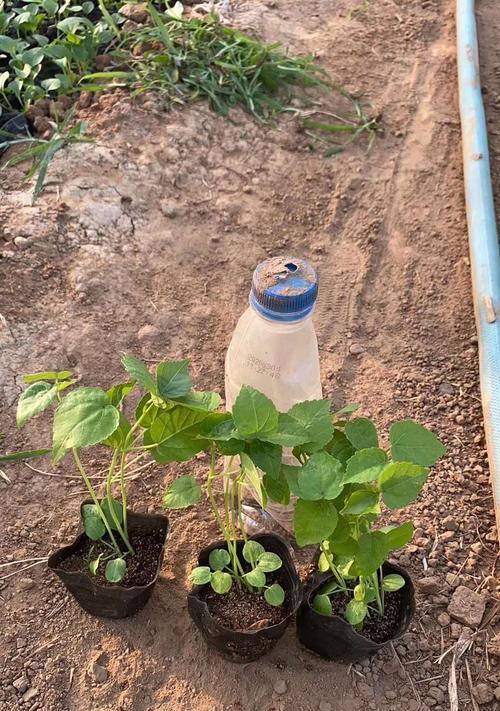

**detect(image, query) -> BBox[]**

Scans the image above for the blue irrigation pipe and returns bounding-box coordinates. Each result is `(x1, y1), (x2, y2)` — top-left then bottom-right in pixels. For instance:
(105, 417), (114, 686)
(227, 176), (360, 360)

(457, 0), (500, 537)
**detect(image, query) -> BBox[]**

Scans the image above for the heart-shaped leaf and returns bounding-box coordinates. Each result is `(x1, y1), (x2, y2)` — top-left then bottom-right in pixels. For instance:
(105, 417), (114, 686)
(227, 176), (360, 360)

(242, 540), (265, 565)
(379, 462), (429, 509)
(210, 570), (232, 594)
(244, 567), (266, 588)
(296, 451), (344, 500)
(293, 499), (337, 547)
(17, 381), (57, 427)
(390, 420), (446, 466)
(257, 551), (282, 573)
(209, 548), (231, 571)
(163, 475), (201, 509)
(345, 418), (378, 449)
(189, 566), (212, 585)
(232, 386), (278, 437)
(344, 448), (388, 484)
(156, 360), (192, 400)
(105, 557), (126, 583)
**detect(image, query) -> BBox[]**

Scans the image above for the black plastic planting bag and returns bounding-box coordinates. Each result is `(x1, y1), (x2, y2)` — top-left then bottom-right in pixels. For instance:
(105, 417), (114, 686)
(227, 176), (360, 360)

(188, 533), (302, 663)
(48, 502), (169, 619)
(296, 561), (415, 663)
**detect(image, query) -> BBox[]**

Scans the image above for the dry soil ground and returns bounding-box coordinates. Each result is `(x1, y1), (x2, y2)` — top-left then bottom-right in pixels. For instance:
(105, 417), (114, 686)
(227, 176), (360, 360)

(0, 1), (499, 710)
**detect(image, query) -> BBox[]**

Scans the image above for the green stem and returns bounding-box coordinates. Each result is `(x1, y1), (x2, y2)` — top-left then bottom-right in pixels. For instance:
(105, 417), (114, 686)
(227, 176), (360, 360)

(105, 450), (134, 556)
(72, 448), (120, 555)
(319, 541), (346, 588)
(371, 570), (384, 616)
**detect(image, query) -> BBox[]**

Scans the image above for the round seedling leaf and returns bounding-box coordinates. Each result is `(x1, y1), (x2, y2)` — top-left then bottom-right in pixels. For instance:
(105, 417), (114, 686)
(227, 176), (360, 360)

(257, 551), (283, 573)
(210, 570), (232, 594)
(244, 567), (266, 588)
(82, 504), (106, 540)
(264, 583), (285, 607)
(312, 593), (332, 617)
(208, 548), (231, 572)
(382, 574), (406, 592)
(163, 475), (201, 509)
(105, 557), (127, 583)
(345, 599), (368, 626)
(189, 566), (212, 585)
(242, 540), (265, 565)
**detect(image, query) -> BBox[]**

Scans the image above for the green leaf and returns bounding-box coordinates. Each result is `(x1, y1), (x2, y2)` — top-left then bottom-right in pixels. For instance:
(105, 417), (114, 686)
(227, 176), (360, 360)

(354, 532), (390, 575)
(326, 430), (355, 465)
(17, 381), (57, 427)
(209, 548), (231, 571)
(382, 521), (414, 549)
(345, 418), (378, 449)
(103, 413), (131, 450)
(89, 554), (102, 576)
(260, 413), (310, 447)
(121, 354), (157, 395)
(312, 593), (332, 616)
(163, 475), (201, 509)
(296, 451), (344, 501)
(342, 489), (380, 515)
(379, 462), (429, 509)
(82, 504), (106, 540)
(244, 567), (266, 588)
(332, 403), (360, 419)
(52, 387), (119, 463)
(105, 557), (126, 583)
(210, 570), (232, 594)
(175, 390), (221, 411)
(145, 406), (210, 463)
(245, 440), (282, 479)
(257, 551), (282, 572)
(242, 540), (265, 565)
(390, 420), (446, 466)
(0, 448), (50, 463)
(156, 360), (192, 400)
(232, 386), (279, 438)
(23, 370), (73, 384)
(106, 381), (135, 407)
(135, 394), (159, 427)
(345, 599), (368, 626)
(263, 473), (290, 505)
(382, 574), (406, 592)
(344, 448), (388, 484)
(100, 498), (123, 530)
(189, 566), (212, 585)
(240, 452), (267, 508)
(286, 399), (333, 450)
(264, 583), (285, 607)
(293, 499), (338, 547)
(353, 583), (365, 601)
(318, 578), (339, 596)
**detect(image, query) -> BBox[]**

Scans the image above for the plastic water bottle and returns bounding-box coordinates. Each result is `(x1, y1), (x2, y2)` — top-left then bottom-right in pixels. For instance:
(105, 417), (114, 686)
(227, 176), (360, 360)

(225, 256), (322, 534)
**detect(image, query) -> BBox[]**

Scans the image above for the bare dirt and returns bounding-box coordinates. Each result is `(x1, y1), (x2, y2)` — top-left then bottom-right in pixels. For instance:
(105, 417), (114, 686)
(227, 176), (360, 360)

(0, 1), (499, 710)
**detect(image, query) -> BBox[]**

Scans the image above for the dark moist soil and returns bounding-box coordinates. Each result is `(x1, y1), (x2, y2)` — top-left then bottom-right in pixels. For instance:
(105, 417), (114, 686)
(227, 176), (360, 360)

(328, 588), (404, 644)
(58, 526), (165, 588)
(201, 584), (290, 632)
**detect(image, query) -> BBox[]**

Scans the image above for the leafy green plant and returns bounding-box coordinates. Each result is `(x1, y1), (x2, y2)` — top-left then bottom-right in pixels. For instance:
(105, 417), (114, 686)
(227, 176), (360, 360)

(285, 416), (446, 629)
(5, 355), (222, 583)
(163, 385), (339, 607)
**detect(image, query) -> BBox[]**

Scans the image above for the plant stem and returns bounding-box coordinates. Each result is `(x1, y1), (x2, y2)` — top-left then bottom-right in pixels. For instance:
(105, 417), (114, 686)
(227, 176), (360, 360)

(105, 450), (135, 556)
(72, 448), (121, 555)
(372, 570), (384, 616)
(319, 541), (346, 588)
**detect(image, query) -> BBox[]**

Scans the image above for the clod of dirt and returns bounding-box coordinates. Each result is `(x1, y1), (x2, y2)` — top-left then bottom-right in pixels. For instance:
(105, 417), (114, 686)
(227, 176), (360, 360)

(119, 3), (149, 24)
(416, 576), (441, 595)
(447, 585), (487, 627)
(473, 683), (494, 705)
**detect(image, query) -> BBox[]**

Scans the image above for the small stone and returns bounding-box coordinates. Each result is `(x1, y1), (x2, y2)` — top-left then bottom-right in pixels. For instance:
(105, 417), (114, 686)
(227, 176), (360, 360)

(356, 682), (374, 700)
(493, 687), (500, 702)
(473, 683), (494, 705)
(489, 633), (500, 657)
(137, 324), (161, 341)
(13, 677), (29, 694)
(14, 236), (30, 250)
(416, 577), (441, 595)
(22, 688), (38, 703)
(160, 201), (178, 218)
(349, 343), (365, 355)
(442, 516), (458, 531)
(273, 680), (287, 695)
(445, 572), (460, 588)
(385, 690), (397, 700)
(319, 703), (332, 711)
(437, 612), (450, 627)
(118, 2), (148, 23)
(429, 687), (445, 703)
(77, 92), (93, 109)
(18, 577), (35, 591)
(438, 382), (455, 395)
(450, 623), (462, 639)
(470, 542), (482, 554)
(90, 662), (108, 684)
(448, 586), (486, 627)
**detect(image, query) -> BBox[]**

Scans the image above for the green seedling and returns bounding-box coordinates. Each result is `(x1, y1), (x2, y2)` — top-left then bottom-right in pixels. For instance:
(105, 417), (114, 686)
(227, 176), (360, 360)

(280, 415), (446, 629)
(4, 355), (222, 584)
(163, 385), (346, 607)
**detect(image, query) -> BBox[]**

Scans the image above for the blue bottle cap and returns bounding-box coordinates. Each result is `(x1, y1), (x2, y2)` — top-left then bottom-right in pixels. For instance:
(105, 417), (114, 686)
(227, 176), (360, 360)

(250, 256), (319, 322)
